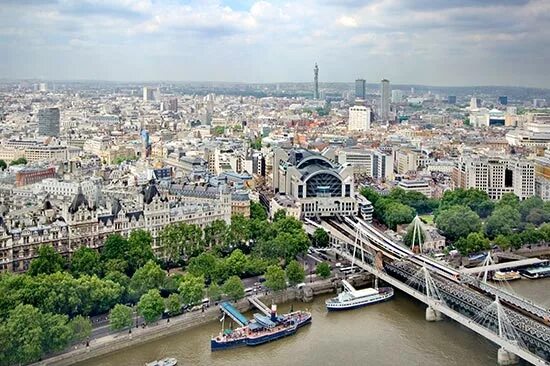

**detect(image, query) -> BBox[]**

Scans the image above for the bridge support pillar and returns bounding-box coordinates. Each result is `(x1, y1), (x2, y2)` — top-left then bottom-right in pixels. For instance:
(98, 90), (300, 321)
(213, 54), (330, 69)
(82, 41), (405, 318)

(425, 307), (442, 322)
(497, 348), (518, 366)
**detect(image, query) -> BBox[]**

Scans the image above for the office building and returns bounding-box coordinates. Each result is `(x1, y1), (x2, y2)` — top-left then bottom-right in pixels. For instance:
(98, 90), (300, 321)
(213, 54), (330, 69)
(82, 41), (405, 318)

(313, 63), (319, 100)
(143, 87), (155, 102)
(470, 97), (481, 109)
(506, 113), (550, 148)
(39, 83), (48, 92)
(533, 99), (547, 108)
(272, 148), (357, 218)
(391, 90), (404, 103)
(355, 79), (366, 100)
(348, 105), (371, 131)
(498, 96), (508, 105)
(37, 107), (60, 137)
(380, 79), (390, 120)
(338, 149), (394, 181)
(448, 96), (457, 104)
(534, 153), (550, 201)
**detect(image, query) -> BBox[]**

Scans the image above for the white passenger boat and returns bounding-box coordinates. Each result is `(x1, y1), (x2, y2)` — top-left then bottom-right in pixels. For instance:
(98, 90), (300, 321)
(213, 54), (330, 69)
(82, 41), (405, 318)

(325, 280), (394, 311)
(492, 270), (521, 281)
(145, 357), (178, 366)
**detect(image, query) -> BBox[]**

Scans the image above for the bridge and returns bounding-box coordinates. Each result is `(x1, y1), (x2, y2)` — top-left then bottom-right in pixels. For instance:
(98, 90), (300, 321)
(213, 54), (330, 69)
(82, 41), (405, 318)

(305, 216), (550, 366)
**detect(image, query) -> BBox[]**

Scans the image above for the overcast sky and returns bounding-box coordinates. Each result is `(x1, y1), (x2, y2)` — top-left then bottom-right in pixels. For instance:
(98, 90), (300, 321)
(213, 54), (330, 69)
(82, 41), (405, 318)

(1, 0), (549, 87)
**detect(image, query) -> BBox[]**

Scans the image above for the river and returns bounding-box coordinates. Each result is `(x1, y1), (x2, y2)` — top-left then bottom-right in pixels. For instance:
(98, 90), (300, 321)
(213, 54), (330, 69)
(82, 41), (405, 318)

(77, 278), (549, 366)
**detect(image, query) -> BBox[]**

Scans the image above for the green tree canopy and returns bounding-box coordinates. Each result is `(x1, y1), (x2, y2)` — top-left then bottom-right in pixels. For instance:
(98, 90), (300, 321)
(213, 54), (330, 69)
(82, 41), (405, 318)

(438, 188), (493, 218)
(130, 260), (166, 299)
(138, 289), (165, 323)
(485, 205), (521, 238)
(101, 234), (129, 269)
(70, 247), (101, 277)
(208, 283), (223, 302)
(250, 201), (268, 221)
(454, 232), (490, 255)
(204, 220), (228, 250)
(160, 223), (204, 262)
(28, 245), (66, 276)
(381, 201), (416, 230)
(188, 252), (220, 282)
(285, 260), (305, 286)
(222, 275), (245, 301)
(264, 265), (286, 291)
(312, 228), (329, 248)
(435, 205), (481, 242)
(496, 193), (520, 211)
(3, 304), (44, 365)
(165, 293), (182, 316)
(126, 229), (154, 273)
(0, 159), (6, 170)
(10, 157), (28, 166)
(179, 274), (205, 305)
(40, 312), (73, 354)
(69, 315), (92, 342)
(315, 262), (331, 279)
(519, 196), (545, 221)
(359, 187), (380, 205)
(109, 304), (133, 331)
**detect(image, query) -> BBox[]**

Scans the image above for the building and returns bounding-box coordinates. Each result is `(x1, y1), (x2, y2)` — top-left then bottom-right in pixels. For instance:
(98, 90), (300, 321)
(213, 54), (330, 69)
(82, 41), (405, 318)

(37, 108), (60, 137)
(498, 96), (508, 105)
(470, 97), (482, 109)
(143, 87), (155, 102)
(338, 149), (394, 181)
(379, 79), (390, 121)
(348, 105), (371, 131)
(355, 79), (366, 100)
(272, 148), (357, 218)
(452, 155), (535, 200)
(391, 90), (404, 103)
(447, 96), (457, 104)
(15, 167), (56, 187)
(506, 113), (550, 148)
(313, 63), (319, 100)
(534, 153), (550, 201)
(398, 179), (432, 197)
(161, 98), (178, 112)
(533, 99), (546, 108)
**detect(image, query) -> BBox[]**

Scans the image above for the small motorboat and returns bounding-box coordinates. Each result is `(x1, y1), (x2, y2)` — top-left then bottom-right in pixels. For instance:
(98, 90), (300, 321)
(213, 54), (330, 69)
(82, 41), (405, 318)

(145, 357), (178, 366)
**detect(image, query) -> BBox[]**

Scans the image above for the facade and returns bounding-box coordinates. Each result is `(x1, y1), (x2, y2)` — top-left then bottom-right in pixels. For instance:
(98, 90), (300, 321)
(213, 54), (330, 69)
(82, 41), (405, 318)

(506, 113), (550, 148)
(397, 179), (432, 197)
(498, 96), (508, 105)
(534, 153), (550, 201)
(379, 79), (390, 121)
(355, 79), (366, 100)
(272, 148), (357, 218)
(15, 167), (56, 187)
(391, 90), (403, 103)
(348, 105), (371, 131)
(338, 149), (393, 181)
(37, 108), (60, 137)
(452, 155), (535, 200)
(0, 182), (232, 272)
(0, 141), (69, 163)
(448, 96), (457, 104)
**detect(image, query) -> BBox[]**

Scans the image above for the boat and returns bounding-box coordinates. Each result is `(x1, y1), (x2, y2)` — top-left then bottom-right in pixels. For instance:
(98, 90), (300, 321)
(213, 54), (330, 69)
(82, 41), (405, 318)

(145, 357), (177, 366)
(211, 302), (311, 351)
(519, 265), (550, 279)
(492, 270), (521, 281)
(325, 280), (393, 311)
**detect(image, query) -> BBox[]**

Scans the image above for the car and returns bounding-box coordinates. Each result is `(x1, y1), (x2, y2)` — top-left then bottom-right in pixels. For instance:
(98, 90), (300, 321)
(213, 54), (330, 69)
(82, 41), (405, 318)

(296, 283), (307, 289)
(335, 262), (343, 268)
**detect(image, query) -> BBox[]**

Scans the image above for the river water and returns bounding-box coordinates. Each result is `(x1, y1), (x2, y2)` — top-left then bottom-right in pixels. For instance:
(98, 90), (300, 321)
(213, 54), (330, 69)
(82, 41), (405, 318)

(78, 278), (549, 366)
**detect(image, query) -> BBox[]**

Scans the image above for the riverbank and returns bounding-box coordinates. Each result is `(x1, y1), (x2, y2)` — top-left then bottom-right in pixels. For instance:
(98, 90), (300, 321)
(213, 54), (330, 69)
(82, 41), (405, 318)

(31, 274), (373, 366)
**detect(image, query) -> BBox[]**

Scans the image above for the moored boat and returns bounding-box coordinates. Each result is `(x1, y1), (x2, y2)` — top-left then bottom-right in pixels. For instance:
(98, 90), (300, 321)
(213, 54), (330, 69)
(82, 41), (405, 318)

(145, 357), (177, 366)
(325, 280), (393, 311)
(211, 303), (311, 351)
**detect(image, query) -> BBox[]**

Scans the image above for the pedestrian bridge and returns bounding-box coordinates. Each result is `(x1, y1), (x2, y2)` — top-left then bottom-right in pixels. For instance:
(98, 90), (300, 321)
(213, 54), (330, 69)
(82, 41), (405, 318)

(305, 216), (550, 366)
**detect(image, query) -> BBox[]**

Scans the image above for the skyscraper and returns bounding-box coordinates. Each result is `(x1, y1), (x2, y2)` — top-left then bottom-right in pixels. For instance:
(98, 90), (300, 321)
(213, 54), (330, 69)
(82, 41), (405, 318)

(37, 107), (60, 137)
(448, 96), (457, 104)
(498, 96), (508, 105)
(380, 79), (390, 120)
(355, 79), (366, 100)
(391, 89), (403, 103)
(143, 87), (155, 102)
(313, 63), (319, 100)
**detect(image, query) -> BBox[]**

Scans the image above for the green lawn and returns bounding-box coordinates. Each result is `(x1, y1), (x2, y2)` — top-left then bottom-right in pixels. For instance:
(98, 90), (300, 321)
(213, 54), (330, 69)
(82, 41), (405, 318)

(420, 214), (434, 224)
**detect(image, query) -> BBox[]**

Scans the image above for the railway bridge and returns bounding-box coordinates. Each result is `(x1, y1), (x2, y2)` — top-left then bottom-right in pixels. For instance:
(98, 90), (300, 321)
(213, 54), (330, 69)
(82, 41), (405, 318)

(305, 216), (550, 366)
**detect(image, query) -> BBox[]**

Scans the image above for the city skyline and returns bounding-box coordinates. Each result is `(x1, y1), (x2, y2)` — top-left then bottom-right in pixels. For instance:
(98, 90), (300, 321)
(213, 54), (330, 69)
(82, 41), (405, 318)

(1, 0), (550, 87)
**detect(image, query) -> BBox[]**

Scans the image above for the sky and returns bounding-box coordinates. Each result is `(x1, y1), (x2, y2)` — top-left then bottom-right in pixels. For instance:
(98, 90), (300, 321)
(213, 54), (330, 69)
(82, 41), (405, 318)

(1, 0), (550, 87)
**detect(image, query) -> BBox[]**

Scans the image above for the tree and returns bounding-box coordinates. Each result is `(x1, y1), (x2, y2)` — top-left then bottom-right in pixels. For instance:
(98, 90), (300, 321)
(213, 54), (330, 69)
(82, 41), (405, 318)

(250, 201), (268, 221)
(69, 315), (92, 342)
(101, 234), (129, 268)
(71, 247), (101, 277)
(40, 312), (73, 354)
(204, 220), (228, 250)
(160, 223), (204, 262)
(188, 252), (220, 282)
(208, 283), (223, 302)
(273, 209), (287, 222)
(4, 304), (44, 365)
(10, 157), (27, 166)
(109, 304), (133, 331)
(454, 232), (490, 255)
(312, 228), (329, 248)
(493, 235), (511, 251)
(165, 294), (182, 316)
(0, 159), (6, 170)
(519, 196), (544, 221)
(360, 187), (380, 205)
(403, 226), (425, 248)
(179, 274), (205, 305)
(130, 260), (166, 299)
(264, 265), (286, 291)
(526, 208), (547, 226)
(383, 202), (415, 230)
(438, 188), (493, 218)
(126, 229), (154, 273)
(28, 245), (66, 276)
(223, 276), (245, 301)
(285, 260), (305, 286)
(485, 205), (521, 238)
(435, 205), (481, 242)
(225, 249), (248, 277)
(138, 289), (164, 323)
(316, 262), (331, 279)
(227, 214), (250, 247)
(496, 193), (520, 211)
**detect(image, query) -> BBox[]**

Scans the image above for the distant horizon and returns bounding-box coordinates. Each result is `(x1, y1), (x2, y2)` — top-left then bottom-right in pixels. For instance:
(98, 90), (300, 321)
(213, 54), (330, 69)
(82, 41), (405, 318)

(2, 78), (550, 91)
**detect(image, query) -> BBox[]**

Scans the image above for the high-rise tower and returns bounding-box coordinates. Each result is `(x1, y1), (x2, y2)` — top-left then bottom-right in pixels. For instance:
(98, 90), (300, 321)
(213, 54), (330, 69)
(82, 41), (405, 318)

(37, 107), (60, 137)
(313, 63), (319, 100)
(355, 79), (366, 100)
(380, 79), (390, 121)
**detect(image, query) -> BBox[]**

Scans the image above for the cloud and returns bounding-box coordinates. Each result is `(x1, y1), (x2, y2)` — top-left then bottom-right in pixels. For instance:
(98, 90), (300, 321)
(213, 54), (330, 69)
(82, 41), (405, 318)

(0, 0), (549, 87)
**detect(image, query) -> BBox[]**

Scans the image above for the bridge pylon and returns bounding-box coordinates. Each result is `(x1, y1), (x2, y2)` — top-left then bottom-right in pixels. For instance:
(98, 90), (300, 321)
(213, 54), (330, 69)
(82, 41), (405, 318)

(422, 266), (444, 321)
